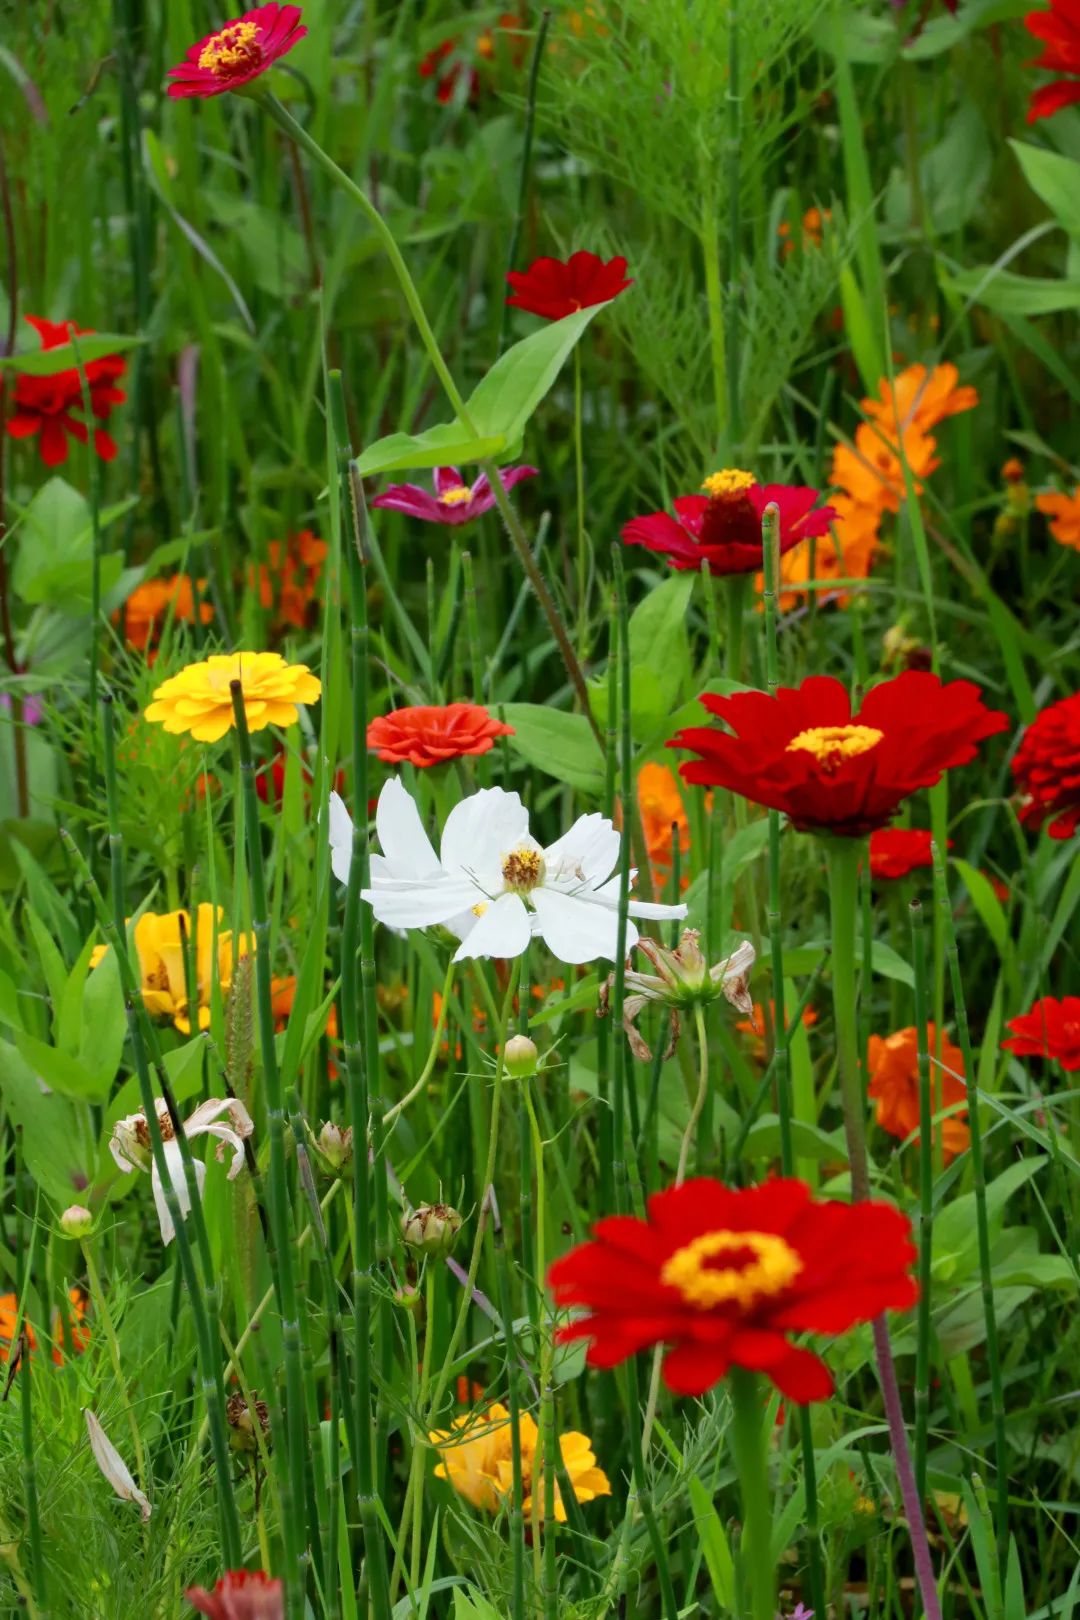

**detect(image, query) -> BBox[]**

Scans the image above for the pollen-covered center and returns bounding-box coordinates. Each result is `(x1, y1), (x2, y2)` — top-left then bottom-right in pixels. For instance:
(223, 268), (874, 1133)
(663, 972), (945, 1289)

(501, 844), (545, 894)
(698, 468), (759, 553)
(438, 486), (472, 507)
(198, 20), (261, 75)
(661, 1228), (803, 1310)
(786, 723), (884, 771)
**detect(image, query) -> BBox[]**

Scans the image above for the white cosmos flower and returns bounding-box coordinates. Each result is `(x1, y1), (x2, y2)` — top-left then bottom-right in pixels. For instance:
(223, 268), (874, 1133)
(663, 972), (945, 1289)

(84, 1409), (151, 1521)
(109, 1097), (253, 1246)
(329, 778), (687, 966)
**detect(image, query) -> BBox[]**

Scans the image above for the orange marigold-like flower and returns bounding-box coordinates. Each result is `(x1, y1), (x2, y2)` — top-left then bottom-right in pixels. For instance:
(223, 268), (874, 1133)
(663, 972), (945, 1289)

(866, 1024), (969, 1162)
(145, 652), (320, 743)
(248, 530), (328, 632)
(121, 574), (213, 653)
(636, 762), (691, 876)
(430, 1401), (610, 1520)
(1, 1288), (89, 1366)
(1035, 486), (1080, 551)
(862, 363), (979, 439)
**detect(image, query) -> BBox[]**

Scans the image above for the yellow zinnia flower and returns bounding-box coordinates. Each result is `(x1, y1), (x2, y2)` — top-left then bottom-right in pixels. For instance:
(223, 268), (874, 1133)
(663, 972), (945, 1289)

(144, 651), (321, 743)
(430, 1401), (610, 1522)
(89, 904), (251, 1033)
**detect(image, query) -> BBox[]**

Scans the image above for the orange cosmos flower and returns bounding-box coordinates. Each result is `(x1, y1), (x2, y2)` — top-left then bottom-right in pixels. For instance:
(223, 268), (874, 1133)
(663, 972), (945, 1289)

(1, 1288), (89, 1366)
(249, 530), (328, 632)
(735, 1000), (819, 1062)
(1036, 485), (1080, 551)
(636, 762), (691, 879)
(862, 363), (979, 440)
(866, 1024), (969, 1162)
(271, 975), (339, 1077)
(121, 574), (213, 653)
(831, 421), (940, 515)
(767, 494), (882, 611)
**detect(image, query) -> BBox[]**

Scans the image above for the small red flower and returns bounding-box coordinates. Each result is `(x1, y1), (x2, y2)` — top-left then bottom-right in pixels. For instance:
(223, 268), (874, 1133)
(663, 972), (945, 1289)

(670, 673), (1008, 839)
(367, 702), (514, 768)
(6, 316), (126, 468)
(869, 828), (952, 881)
(419, 13), (524, 103)
(185, 1568), (284, 1618)
(167, 4), (307, 99)
(506, 251), (632, 321)
(548, 1177), (917, 1403)
(622, 468), (836, 578)
(1024, 0), (1080, 122)
(1011, 692), (1080, 840)
(1002, 996), (1080, 1071)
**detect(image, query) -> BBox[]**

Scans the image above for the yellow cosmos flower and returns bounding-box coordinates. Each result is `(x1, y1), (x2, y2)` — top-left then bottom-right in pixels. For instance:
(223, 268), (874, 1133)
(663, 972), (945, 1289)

(144, 651), (321, 743)
(430, 1401), (610, 1522)
(89, 904), (251, 1033)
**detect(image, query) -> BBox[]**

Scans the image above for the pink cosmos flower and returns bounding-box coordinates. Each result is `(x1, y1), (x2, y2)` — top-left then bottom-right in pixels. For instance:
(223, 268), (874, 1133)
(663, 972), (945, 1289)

(370, 464), (538, 526)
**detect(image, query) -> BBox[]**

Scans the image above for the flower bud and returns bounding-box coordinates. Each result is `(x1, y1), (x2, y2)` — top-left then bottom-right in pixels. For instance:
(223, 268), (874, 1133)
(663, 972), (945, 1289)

(226, 1390), (270, 1455)
(60, 1205), (94, 1239)
(503, 1034), (539, 1078)
(401, 1202), (462, 1258)
(316, 1121), (353, 1172)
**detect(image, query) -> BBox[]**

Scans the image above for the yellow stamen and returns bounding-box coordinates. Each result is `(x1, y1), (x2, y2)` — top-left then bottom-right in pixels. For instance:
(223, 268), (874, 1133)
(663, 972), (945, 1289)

(661, 1228), (802, 1310)
(786, 723), (883, 768)
(198, 20), (260, 74)
(438, 486), (473, 507)
(501, 846), (544, 894)
(471, 901), (489, 917)
(702, 468), (756, 501)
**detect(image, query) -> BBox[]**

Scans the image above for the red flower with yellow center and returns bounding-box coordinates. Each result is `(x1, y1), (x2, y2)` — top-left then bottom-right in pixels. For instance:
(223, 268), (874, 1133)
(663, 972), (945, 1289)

(1011, 691), (1080, 840)
(622, 468), (836, 578)
(6, 315), (126, 468)
(1002, 995), (1080, 1072)
(166, 4), (307, 98)
(185, 1569), (284, 1618)
(506, 251), (632, 320)
(867, 1025), (969, 1163)
(868, 827), (951, 881)
(548, 1177), (917, 1402)
(1024, 0), (1080, 122)
(669, 672), (1007, 838)
(367, 702), (514, 768)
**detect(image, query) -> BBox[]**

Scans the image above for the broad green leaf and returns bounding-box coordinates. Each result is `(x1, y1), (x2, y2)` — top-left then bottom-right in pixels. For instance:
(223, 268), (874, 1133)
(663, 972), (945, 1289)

(79, 946), (128, 1094)
(13, 1029), (111, 1101)
(941, 263), (1080, 315)
(500, 701), (605, 795)
(952, 857), (1009, 955)
(0, 332), (146, 374)
(354, 425), (505, 477)
(744, 1113), (848, 1163)
(11, 477), (137, 611)
(1, 1039), (90, 1204)
(1010, 140), (1080, 242)
(774, 936), (915, 987)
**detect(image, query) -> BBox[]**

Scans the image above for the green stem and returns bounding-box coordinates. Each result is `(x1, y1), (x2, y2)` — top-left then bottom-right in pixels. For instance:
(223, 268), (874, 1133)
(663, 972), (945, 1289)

(910, 897), (932, 1507)
(728, 1367), (775, 1620)
(383, 957), (456, 1126)
(493, 1201), (527, 1620)
(725, 1), (743, 453)
(700, 187), (728, 450)
(675, 1005), (711, 1185)
(525, 1082), (557, 1620)
(574, 345), (588, 658)
(497, 8), (552, 355)
(725, 573), (748, 684)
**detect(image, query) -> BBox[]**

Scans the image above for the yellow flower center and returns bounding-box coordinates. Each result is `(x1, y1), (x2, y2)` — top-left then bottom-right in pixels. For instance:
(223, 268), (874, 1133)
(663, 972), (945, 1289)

(438, 486), (473, 506)
(786, 724), (884, 769)
(702, 468), (756, 501)
(471, 901), (489, 917)
(661, 1228), (803, 1310)
(501, 845), (544, 894)
(198, 20), (261, 74)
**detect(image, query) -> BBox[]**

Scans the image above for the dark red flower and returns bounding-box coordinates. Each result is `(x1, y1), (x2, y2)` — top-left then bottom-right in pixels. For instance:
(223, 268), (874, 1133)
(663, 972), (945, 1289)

(254, 749), (348, 805)
(548, 1177), (917, 1403)
(869, 828), (952, 881)
(622, 468), (836, 578)
(506, 251), (632, 321)
(6, 316), (126, 468)
(166, 4), (306, 99)
(1012, 691), (1080, 840)
(367, 702), (514, 768)
(1024, 0), (1080, 122)
(419, 13), (524, 103)
(669, 673), (1008, 839)
(1002, 996), (1080, 1071)
(185, 1568), (284, 1618)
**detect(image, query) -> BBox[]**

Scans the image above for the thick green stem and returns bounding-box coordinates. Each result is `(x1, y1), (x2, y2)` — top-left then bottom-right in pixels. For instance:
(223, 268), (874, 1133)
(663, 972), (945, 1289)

(728, 1367), (775, 1620)
(910, 897), (932, 1507)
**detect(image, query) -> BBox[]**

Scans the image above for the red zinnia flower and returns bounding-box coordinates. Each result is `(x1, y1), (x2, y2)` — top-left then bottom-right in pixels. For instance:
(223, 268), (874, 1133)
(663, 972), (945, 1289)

(185, 1569), (284, 1618)
(1012, 691), (1080, 840)
(367, 702), (514, 768)
(166, 4), (306, 99)
(506, 251), (632, 321)
(419, 13), (524, 103)
(6, 316), (126, 468)
(669, 672), (1007, 839)
(622, 468), (836, 578)
(547, 1177), (917, 1402)
(1002, 995), (1080, 1071)
(1024, 0), (1080, 122)
(869, 828), (952, 881)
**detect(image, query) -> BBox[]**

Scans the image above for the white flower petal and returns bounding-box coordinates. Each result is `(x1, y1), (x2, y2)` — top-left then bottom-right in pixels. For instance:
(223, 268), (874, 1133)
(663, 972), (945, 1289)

(530, 888), (640, 966)
(543, 813), (621, 885)
(84, 1410), (151, 1521)
(328, 790), (355, 885)
(626, 897), (689, 922)
(376, 777), (441, 875)
(361, 877), (484, 929)
(440, 786), (528, 876)
(451, 892), (531, 962)
(151, 1139), (205, 1247)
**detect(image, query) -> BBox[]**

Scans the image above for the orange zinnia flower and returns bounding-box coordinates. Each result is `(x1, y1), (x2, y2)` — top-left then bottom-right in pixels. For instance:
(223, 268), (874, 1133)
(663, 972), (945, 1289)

(735, 999), (818, 1062)
(636, 762), (691, 878)
(1, 1288), (90, 1366)
(121, 574), (213, 653)
(250, 530), (328, 632)
(866, 1024), (969, 1162)
(1036, 485), (1080, 551)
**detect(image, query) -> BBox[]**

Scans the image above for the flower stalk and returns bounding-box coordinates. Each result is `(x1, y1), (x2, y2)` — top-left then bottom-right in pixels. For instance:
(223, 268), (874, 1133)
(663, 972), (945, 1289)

(728, 1367), (774, 1620)
(910, 896), (933, 1506)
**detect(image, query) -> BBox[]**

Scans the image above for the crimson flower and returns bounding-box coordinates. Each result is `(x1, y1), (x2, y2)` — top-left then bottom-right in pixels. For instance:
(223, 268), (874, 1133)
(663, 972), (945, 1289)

(370, 464), (537, 526)
(6, 316), (126, 467)
(1011, 691), (1080, 840)
(506, 251), (632, 321)
(621, 468), (836, 577)
(368, 702), (514, 768)
(185, 1569), (284, 1618)
(548, 1177), (917, 1402)
(1024, 0), (1080, 122)
(670, 673), (1007, 839)
(167, 4), (306, 98)
(1002, 996), (1080, 1071)
(869, 828), (951, 881)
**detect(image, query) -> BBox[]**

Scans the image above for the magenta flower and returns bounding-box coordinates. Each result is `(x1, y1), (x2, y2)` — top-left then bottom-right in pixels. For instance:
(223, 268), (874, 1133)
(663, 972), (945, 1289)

(370, 465), (538, 527)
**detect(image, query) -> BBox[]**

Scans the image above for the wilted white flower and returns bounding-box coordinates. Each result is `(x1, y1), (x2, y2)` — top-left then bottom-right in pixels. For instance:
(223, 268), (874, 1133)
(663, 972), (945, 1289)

(602, 932), (756, 1060)
(109, 1097), (253, 1245)
(329, 779), (686, 966)
(83, 1409), (151, 1521)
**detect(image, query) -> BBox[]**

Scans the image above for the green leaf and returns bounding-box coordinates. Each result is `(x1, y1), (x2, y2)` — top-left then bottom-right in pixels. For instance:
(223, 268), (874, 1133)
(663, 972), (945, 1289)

(500, 702), (605, 795)
(11, 477), (137, 611)
(941, 263), (1080, 315)
(952, 857), (1009, 954)
(687, 1472), (736, 1609)
(745, 1114), (848, 1163)
(1, 1039), (91, 1203)
(1010, 140), (1080, 242)
(775, 936), (915, 987)
(79, 946), (128, 1094)
(356, 304), (602, 474)
(13, 1029), (112, 1101)
(0, 333), (146, 374)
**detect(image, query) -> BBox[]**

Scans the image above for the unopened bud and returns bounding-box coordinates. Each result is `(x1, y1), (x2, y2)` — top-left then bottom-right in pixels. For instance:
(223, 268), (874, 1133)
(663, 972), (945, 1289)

(316, 1121), (353, 1172)
(60, 1205), (94, 1239)
(503, 1034), (539, 1078)
(226, 1391), (270, 1454)
(401, 1202), (462, 1258)
(393, 1286), (423, 1313)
